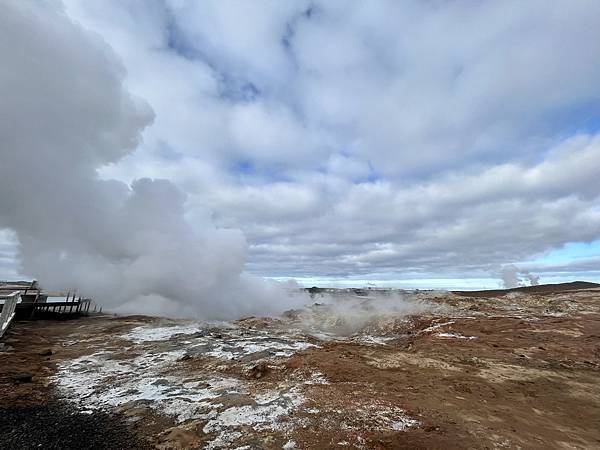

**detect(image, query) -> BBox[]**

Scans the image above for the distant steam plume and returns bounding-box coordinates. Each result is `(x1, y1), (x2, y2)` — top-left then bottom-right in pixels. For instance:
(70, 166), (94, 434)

(0, 1), (304, 319)
(499, 265), (540, 289)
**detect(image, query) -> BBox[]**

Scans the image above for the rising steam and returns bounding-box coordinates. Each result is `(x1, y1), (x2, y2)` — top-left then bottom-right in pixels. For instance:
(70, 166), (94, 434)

(288, 291), (433, 336)
(499, 265), (540, 289)
(0, 1), (304, 319)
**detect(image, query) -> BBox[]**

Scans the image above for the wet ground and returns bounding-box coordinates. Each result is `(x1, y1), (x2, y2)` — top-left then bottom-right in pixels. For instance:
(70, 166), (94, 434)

(1, 285), (599, 449)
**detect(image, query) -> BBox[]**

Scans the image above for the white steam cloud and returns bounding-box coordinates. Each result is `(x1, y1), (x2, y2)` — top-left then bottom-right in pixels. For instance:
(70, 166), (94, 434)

(499, 265), (540, 289)
(290, 292), (433, 337)
(0, 1), (304, 319)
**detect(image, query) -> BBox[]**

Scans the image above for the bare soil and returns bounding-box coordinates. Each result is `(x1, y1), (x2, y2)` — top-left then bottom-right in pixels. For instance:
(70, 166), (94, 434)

(1, 286), (599, 449)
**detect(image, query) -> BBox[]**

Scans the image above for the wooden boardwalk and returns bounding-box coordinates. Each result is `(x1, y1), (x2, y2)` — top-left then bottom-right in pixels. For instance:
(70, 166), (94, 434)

(0, 281), (95, 337)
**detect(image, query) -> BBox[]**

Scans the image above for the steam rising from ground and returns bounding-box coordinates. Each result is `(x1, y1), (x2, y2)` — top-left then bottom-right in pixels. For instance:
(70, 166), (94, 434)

(500, 265), (540, 289)
(0, 1), (304, 319)
(289, 292), (433, 336)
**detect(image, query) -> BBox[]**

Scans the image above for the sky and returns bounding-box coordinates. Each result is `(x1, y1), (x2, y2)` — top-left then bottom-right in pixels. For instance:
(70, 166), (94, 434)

(1, 1), (600, 306)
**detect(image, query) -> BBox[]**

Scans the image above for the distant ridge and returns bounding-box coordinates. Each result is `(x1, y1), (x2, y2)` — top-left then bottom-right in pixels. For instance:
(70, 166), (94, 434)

(452, 281), (600, 297)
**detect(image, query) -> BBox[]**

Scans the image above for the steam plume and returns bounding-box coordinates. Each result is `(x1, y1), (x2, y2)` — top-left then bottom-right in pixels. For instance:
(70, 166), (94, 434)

(499, 265), (540, 289)
(0, 1), (303, 319)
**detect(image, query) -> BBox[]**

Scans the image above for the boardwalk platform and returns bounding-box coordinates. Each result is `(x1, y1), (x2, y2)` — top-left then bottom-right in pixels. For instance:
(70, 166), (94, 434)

(0, 281), (95, 337)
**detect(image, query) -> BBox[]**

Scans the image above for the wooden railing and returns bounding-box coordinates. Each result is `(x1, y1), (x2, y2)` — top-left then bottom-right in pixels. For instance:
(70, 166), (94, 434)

(0, 291), (20, 338)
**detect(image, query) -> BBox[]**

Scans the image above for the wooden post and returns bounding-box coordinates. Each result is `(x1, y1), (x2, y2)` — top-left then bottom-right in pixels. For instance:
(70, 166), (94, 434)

(62, 291), (68, 314)
(29, 289), (40, 319)
(69, 291), (76, 314)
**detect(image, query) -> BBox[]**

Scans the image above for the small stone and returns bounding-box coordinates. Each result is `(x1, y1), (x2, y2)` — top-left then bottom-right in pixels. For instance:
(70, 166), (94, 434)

(246, 362), (269, 379)
(13, 372), (33, 383)
(39, 348), (53, 356)
(238, 350), (273, 363)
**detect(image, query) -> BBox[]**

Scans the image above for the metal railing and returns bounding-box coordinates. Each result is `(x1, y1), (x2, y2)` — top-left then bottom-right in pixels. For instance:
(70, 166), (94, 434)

(0, 291), (20, 338)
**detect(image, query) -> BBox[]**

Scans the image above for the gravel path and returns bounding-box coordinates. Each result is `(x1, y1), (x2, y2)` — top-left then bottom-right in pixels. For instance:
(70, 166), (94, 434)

(0, 401), (146, 450)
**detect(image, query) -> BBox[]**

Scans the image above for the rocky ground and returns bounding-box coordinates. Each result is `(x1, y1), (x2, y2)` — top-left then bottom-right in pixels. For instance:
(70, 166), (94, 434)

(1, 284), (599, 449)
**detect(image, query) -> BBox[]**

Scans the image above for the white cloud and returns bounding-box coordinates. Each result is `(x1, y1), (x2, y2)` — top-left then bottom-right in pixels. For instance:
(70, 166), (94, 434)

(1, 0), (599, 300)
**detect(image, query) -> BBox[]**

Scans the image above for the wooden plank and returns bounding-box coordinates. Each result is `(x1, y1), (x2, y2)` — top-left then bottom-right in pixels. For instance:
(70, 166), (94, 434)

(0, 292), (20, 337)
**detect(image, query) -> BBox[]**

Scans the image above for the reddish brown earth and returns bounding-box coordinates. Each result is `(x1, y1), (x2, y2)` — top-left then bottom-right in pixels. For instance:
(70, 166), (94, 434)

(1, 286), (599, 449)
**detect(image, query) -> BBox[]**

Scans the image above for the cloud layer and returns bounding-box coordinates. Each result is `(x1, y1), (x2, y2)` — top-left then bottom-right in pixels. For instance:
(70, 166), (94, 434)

(1, 1), (600, 303)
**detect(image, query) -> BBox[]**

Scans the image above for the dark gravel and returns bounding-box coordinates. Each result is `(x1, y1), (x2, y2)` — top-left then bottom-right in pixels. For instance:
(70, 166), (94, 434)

(0, 402), (148, 450)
